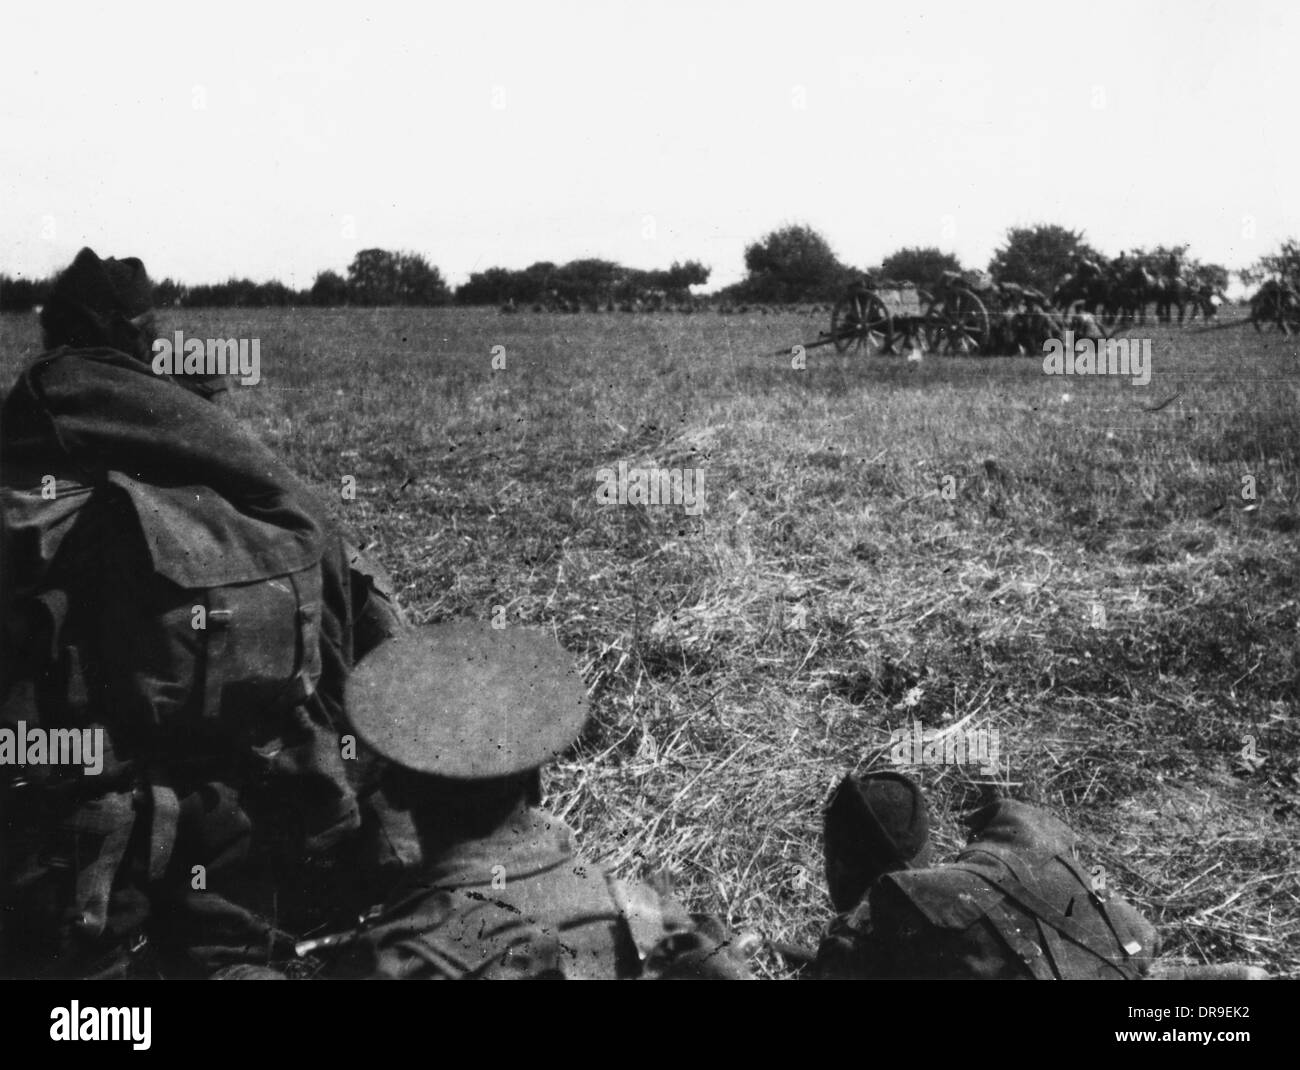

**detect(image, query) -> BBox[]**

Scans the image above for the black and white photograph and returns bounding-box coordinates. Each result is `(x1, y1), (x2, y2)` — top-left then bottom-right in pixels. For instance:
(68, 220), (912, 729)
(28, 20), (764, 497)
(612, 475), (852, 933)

(0, 0), (1295, 1043)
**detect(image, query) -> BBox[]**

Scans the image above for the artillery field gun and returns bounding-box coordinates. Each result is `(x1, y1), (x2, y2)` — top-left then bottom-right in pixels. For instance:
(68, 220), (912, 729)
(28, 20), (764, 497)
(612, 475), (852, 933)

(787, 272), (1066, 358)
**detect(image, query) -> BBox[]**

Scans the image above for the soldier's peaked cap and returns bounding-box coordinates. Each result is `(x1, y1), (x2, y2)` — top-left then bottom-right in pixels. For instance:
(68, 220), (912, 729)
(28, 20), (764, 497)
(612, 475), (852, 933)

(346, 621), (589, 779)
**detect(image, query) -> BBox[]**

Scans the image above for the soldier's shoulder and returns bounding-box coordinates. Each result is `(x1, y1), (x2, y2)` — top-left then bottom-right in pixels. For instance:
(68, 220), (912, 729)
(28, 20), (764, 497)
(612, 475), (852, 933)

(874, 865), (1003, 931)
(24, 345), (141, 379)
(964, 798), (1078, 856)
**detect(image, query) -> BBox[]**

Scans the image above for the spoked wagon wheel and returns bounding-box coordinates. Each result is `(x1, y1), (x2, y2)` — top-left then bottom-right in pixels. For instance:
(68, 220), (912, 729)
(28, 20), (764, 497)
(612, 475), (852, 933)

(924, 289), (990, 355)
(831, 291), (892, 355)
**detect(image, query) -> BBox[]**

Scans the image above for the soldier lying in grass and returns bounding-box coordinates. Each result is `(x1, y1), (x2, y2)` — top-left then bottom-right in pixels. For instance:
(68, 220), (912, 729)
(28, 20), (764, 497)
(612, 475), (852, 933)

(316, 622), (754, 980)
(814, 772), (1162, 980)
(1, 248), (412, 979)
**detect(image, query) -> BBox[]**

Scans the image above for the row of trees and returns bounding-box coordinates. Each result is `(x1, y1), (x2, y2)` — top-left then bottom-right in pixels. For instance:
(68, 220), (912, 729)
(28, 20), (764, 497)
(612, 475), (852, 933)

(0, 249), (455, 312)
(0, 249), (704, 312)
(176, 250), (457, 309)
(725, 224), (1236, 305)
(2, 231), (1290, 313)
(721, 228), (967, 304)
(1240, 239), (1300, 287)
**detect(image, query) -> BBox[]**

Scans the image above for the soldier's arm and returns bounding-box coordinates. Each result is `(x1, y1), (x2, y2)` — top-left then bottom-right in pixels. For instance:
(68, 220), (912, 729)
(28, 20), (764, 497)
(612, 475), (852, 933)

(641, 915), (755, 980)
(813, 898), (885, 980)
(607, 876), (754, 979)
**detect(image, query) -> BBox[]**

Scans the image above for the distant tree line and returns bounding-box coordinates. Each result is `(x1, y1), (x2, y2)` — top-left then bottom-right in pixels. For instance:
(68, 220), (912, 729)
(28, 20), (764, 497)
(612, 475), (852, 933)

(0, 248), (706, 313)
(0, 249), (454, 312)
(0, 230), (1273, 313)
(0, 275), (49, 312)
(1240, 239), (1300, 287)
(720, 223), (1234, 305)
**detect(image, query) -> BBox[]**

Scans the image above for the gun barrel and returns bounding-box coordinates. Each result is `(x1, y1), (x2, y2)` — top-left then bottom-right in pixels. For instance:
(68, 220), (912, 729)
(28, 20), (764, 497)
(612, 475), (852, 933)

(774, 336), (841, 357)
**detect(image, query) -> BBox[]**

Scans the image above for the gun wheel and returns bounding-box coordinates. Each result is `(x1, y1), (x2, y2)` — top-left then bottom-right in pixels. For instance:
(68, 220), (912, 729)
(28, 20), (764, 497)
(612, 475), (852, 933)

(831, 291), (892, 355)
(924, 289), (990, 355)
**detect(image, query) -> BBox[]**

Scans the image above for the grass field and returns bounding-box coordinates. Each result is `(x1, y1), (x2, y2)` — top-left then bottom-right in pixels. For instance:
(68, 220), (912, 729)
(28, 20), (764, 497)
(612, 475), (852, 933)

(3, 306), (1297, 978)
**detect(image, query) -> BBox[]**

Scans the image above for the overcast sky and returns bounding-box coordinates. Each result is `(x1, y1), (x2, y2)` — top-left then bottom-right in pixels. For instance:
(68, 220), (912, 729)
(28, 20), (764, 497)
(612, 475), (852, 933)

(2, 0), (1295, 291)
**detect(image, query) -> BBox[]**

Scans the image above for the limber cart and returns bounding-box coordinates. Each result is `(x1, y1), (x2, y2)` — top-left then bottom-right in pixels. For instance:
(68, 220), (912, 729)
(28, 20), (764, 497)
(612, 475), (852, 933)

(811, 274), (994, 357)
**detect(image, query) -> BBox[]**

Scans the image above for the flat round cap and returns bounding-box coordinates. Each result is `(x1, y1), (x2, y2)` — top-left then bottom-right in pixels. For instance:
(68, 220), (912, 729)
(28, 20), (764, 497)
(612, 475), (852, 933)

(346, 621), (589, 778)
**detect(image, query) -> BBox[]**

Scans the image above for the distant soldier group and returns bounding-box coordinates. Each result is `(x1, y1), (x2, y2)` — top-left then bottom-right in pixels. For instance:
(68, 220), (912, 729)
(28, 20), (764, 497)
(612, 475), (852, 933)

(0, 249), (1266, 981)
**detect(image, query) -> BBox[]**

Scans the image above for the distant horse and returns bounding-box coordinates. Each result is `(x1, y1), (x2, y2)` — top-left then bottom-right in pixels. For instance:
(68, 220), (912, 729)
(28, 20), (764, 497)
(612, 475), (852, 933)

(1183, 283), (1223, 324)
(1152, 276), (1193, 326)
(1106, 264), (1157, 326)
(1052, 273), (1108, 317)
(1183, 264), (1229, 324)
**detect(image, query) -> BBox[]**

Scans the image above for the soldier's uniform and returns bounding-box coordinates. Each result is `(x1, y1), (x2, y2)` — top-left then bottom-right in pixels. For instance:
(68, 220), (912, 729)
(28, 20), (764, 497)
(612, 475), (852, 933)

(0, 250), (414, 979)
(322, 624), (753, 980)
(817, 796), (1159, 980)
(331, 807), (744, 980)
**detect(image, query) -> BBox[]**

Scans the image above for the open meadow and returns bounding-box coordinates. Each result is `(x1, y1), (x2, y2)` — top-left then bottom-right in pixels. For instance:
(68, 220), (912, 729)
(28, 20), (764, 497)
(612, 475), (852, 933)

(3, 306), (1297, 978)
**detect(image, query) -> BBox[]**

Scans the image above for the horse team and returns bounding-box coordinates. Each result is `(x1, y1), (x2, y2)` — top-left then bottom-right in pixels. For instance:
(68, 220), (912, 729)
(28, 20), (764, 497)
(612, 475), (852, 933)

(1053, 252), (1226, 327)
